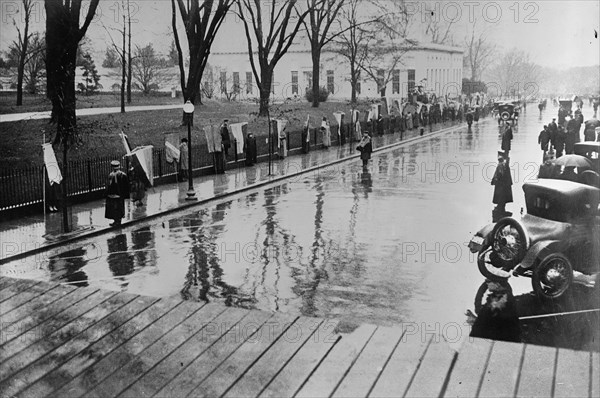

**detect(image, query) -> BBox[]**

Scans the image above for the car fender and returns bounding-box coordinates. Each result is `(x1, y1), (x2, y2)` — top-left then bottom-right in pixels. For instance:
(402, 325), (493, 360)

(519, 240), (569, 269)
(468, 223), (495, 253)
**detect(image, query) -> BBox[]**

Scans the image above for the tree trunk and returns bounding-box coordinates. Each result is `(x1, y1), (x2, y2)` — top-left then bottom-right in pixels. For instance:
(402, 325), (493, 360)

(16, 21), (29, 106)
(61, 144), (69, 232)
(350, 64), (357, 104)
(120, 27), (126, 113)
(311, 47), (321, 108)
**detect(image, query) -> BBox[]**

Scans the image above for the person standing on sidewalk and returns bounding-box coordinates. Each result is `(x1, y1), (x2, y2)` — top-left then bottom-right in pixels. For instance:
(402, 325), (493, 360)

(105, 160), (129, 226)
(356, 132), (373, 169)
(220, 119), (231, 159)
(179, 138), (189, 180)
(538, 125), (550, 161)
(128, 165), (146, 207)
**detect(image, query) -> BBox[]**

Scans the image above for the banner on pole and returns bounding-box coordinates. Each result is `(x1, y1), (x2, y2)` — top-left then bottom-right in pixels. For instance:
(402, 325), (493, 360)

(42, 143), (62, 185)
(126, 145), (154, 187)
(164, 132), (180, 164)
(120, 131), (132, 155)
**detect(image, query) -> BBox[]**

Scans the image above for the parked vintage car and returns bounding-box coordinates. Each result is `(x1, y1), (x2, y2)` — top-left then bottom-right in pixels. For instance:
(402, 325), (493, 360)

(469, 179), (600, 300)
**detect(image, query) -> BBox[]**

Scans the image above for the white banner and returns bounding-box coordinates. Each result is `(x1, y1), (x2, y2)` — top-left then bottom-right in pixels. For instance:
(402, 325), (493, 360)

(230, 122), (247, 154)
(42, 143), (62, 185)
(333, 112), (344, 136)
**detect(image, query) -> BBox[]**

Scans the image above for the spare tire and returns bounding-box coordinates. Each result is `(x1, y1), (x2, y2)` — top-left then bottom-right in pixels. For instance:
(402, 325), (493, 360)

(490, 218), (529, 270)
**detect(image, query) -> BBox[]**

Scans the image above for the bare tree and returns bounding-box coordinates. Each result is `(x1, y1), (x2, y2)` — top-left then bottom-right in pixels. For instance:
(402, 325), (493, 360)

(488, 48), (540, 98)
(464, 18), (495, 81)
(102, 1), (127, 113)
(420, 0), (456, 44)
(171, 0), (234, 118)
(127, 0), (133, 103)
(13, 0), (34, 105)
(331, 0), (377, 103)
(45, 0), (100, 232)
(132, 43), (167, 94)
(237, 0), (311, 116)
(23, 33), (46, 94)
(303, 0), (345, 107)
(358, 1), (415, 98)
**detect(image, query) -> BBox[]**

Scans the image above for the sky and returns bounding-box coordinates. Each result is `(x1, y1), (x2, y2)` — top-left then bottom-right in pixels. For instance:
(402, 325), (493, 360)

(0, 0), (598, 69)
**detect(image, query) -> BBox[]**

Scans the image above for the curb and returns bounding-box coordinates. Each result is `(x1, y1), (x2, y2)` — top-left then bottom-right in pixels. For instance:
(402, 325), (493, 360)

(0, 121), (470, 266)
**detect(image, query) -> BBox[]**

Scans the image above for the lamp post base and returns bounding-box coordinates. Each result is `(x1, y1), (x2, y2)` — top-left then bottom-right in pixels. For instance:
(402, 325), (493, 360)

(185, 189), (197, 200)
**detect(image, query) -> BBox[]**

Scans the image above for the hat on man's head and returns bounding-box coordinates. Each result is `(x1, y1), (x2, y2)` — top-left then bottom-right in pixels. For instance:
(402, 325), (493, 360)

(552, 118), (556, 121)
(111, 160), (120, 167)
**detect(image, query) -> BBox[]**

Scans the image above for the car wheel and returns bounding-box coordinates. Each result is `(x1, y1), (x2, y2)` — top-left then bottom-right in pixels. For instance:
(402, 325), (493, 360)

(490, 218), (529, 270)
(532, 253), (573, 300)
(477, 246), (513, 282)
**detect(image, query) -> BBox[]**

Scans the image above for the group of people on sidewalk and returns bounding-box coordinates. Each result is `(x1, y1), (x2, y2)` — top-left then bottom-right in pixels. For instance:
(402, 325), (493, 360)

(104, 160), (147, 226)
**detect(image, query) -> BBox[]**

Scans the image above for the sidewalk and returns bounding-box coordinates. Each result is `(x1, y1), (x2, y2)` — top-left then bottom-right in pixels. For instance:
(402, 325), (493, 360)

(0, 120), (467, 264)
(0, 104), (183, 123)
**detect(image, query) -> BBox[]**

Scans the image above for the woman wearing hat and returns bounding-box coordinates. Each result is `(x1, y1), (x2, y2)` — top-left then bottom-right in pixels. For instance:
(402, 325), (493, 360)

(105, 160), (129, 226)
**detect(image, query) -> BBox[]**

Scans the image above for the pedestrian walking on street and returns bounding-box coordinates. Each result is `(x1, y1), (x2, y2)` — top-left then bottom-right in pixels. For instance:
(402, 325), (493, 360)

(179, 138), (189, 180)
(538, 125), (550, 161)
(105, 160), (130, 226)
(501, 123), (513, 156)
(129, 166), (146, 207)
(356, 131), (373, 169)
(491, 152), (513, 215)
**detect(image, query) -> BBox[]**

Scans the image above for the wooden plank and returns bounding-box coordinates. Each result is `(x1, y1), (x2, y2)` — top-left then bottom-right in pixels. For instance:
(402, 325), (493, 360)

(0, 289), (113, 361)
(0, 286), (99, 347)
(554, 348), (590, 398)
(0, 293), (155, 397)
(0, 281), (55, 316)
(591, 352), (599, 398)
(0, 290), (128, 382)
(49, 300), (203, 398)
(118, 307), (249, 398)
(1, 283), (76, 326)
(516, 344), (556, 398)
(188, 313), (297, 398)
(260, 319), (340, 398)
(20, 297), (183, 398)
(478, 340), (524, 397)
(368, 329), (431, 398)
(404, 337), (457, 398)
(295, 324), (377, 398)
(333, 326), (404, 398)
(443, 338), (493, 398)
(155, 310), (274, 398)
(224, 316), (324, 398)
(85, 302), (227, 398)
(0, 278), (40, 302)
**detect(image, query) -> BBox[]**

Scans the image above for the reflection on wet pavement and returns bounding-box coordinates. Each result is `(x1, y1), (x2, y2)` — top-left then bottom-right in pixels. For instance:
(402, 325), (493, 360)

(3, 109), (598, 350)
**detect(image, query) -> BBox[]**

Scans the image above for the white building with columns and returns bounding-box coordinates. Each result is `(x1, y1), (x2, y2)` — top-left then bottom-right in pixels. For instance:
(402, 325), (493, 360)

(208, 15), (463, 102)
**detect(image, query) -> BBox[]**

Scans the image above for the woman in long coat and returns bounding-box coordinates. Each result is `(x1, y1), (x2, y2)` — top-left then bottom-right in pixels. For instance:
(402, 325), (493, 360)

(105, 160), (130, 226)
(356, 132), (373, 168)
(492, 153), (513, 213)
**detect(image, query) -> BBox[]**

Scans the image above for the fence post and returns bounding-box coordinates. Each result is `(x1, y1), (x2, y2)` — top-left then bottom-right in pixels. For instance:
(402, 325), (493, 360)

(158, 151), (163, 177)
(87, 160), (92, 193)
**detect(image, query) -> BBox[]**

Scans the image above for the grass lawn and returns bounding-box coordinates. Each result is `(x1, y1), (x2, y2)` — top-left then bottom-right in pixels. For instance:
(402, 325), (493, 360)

(0, 98), (379, 169)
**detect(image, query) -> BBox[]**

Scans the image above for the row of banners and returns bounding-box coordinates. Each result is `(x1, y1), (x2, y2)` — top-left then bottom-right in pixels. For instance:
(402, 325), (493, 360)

(42, 110), (382, 187)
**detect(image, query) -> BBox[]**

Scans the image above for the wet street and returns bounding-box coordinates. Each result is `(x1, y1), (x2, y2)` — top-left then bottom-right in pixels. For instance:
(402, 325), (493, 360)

(3, 107), (598, 350)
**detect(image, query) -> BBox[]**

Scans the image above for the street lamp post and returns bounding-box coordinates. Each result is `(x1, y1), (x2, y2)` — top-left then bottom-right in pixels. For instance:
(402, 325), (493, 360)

(183, 100), (197, 201)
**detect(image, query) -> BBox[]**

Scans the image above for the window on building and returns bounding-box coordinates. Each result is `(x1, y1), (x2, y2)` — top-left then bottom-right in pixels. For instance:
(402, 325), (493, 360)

(291, 71), (298, 95)
(303, 71), (312, 93)
(407, 69), (415, 92)
(356, 80), (361, 95)
(233, 72), (240, 94)
(327, 70), (335, 94)
(271, 72), (275, 94)
(220, 71), (227, 94)
(246, 72), (253, 94)
(392, 69), (400, 94)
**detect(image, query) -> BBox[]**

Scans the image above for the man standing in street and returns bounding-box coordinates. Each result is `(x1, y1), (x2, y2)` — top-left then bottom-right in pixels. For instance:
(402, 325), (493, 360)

(501, 122), (513, 157)
(105, 160), (129, 226)
(492, 152), (513, 215)
(538, 125), (550, 161)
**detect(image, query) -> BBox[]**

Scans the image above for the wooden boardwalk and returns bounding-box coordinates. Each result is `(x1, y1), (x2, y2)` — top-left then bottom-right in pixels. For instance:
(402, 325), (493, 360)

(0, 276), (598, 398)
